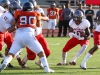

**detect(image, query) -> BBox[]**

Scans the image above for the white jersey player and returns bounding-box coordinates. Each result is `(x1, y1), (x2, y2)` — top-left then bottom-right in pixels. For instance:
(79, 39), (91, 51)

(0, 1), (24, 68)
(0, 6), (6, 17)
(35, 6), (45, 36)
(57, 10), (91, 66)
(80, 24), (100, 70)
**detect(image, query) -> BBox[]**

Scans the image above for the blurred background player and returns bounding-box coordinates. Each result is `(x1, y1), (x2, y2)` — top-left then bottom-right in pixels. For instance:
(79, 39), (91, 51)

(57, 10), (90, 65)
(95, 6), (100, 28)
(76, 4), (84, 14)
(62, 2), (74, 37)
(57, 4), (65, 37)
(0, 2), (54, 73)
(46, 2), (59, 37)
(85, 4), (94, 37)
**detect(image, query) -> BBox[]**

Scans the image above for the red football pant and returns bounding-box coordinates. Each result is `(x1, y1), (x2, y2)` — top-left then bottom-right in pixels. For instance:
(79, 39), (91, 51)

(0, 32), (13, 51)
(94, 31), (100, 45)
(63, 37), (89, 52)
(26, 33), (50, 60)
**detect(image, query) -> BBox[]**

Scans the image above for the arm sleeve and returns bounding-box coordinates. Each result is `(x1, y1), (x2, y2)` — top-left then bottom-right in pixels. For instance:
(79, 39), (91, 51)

(40, 8), (45, 15)
(69, 19), (73, 27)
(0, 6), (5, 13)
(84, 20), (90, 28)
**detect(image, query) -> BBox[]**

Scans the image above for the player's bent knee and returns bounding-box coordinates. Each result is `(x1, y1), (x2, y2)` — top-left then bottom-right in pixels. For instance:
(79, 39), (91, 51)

(45, 51), (50, 57)
(8, 53), (15, 58)
(37, 51), (44, 58)
(27, 55), (36, 60)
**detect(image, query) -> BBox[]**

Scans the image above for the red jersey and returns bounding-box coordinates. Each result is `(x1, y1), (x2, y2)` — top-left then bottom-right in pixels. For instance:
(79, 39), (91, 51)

(59, 9), (63, 21)
(47, 8), (59, 19)
(14, 9), (41, 28)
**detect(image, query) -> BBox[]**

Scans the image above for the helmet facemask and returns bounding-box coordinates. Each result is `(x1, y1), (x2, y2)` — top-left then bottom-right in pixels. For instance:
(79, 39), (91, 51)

(73, 10), (83, 25)
(73, 16), (82, 25)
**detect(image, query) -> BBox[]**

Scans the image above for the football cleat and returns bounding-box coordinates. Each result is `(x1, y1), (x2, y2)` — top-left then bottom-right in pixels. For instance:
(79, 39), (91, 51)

(35, 61), (44, 69)
(69, 61), (76, 65)
(57, 62), (67, 66)
(80, 62), (87, 70)
(20, 63), (27, 68)
(20, 62), (27, 68)
(0, 64), (7, 72)
(44, 68), (55, 73)
(7, 63), (14, 68)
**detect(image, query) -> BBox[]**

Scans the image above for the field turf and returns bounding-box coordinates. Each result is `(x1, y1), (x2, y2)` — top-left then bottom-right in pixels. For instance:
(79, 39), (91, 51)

(0, 37), (100, 75)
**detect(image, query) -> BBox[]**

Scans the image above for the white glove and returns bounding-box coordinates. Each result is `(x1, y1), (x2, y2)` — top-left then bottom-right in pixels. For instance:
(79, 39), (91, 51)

(69, 32), (75, 38)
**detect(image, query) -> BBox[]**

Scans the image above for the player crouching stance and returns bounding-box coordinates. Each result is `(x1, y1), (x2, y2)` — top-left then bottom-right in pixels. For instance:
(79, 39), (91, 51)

(57, 10), (91, 66)
(0, 2), (54, 73)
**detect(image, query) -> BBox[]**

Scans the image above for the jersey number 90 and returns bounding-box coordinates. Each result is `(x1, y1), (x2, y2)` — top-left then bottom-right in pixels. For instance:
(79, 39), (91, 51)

(20, 16), (36, 25)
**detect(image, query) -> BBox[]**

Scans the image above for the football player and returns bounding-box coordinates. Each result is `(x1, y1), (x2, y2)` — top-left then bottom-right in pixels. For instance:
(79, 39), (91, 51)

(46, 2), (59, 37)
(57, 10), (91, 66)
(0, 0), (25, 68)
(0, 0), (7, 58)
(80, 16), (100, 70)
(22, 0), (50, 69)
(0, 0), (14, 67)
(0, 2), (54, 73)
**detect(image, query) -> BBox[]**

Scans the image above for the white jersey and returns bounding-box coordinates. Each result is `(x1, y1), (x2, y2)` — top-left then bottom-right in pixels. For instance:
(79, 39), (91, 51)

(35, 8), (44, 36)
(0, 11), (14, 33)
(95, 25), (100, 32)
(0, 6), (5, 17)
(35, 8), (44, 14)
(69, 19), (90, 33)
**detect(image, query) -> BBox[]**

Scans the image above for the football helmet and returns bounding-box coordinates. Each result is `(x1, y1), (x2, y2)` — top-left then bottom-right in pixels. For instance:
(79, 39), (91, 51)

(0, 0), (10, 9)
(22, 2), (34, 11)
(9, 1), (21, 14)
(28, 0), (37, 7)
(73, 10), (83, 25)
(51, 2), (56, 6)
(50, 2), (56, 9)
(9, 0), (21, 5)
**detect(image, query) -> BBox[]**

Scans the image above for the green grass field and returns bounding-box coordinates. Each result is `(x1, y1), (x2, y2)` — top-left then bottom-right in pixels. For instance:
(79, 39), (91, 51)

(0, 37), (100, 75)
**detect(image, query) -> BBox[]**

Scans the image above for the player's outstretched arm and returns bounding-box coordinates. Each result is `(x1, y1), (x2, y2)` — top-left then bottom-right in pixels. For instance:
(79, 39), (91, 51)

(7, 19), (17, 33)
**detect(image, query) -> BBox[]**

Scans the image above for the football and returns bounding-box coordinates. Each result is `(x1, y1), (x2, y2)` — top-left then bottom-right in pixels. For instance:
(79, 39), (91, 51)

(77, 31), (85, 37)
(79, 31), (85, 37)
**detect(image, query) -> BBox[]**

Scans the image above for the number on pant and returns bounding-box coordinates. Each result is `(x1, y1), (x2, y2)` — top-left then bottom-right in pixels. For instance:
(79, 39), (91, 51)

(20, 16), (36, 25)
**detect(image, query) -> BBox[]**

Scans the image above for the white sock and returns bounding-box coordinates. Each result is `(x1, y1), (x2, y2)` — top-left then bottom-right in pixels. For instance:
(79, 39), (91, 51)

(40, 57), (49, 69)
(16, 53), (20, 59)
(82, 53), (92, 64)
(22, 54), (28, 63)
(62, 52), (67, 63)
(3, 56), (13, 65)
(71, 44), (87, 62)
